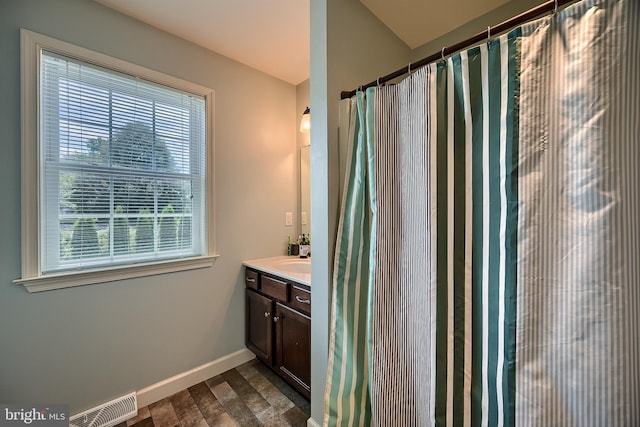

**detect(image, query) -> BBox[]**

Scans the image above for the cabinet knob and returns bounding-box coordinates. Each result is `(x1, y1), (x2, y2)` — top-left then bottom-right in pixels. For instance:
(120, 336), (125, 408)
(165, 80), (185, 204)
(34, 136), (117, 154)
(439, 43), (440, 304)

(264, 312), (271, 318)
(273, 316), (280, 322)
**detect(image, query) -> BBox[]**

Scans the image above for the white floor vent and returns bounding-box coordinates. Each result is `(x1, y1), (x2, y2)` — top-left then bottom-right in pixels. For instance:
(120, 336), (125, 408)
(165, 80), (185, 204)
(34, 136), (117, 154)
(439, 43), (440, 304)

(69, 392), (137, 427)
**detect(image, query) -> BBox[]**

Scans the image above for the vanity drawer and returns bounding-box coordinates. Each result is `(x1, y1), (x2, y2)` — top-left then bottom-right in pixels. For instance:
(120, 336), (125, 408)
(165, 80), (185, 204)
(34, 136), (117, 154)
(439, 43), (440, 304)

(261, 275), (288, 302)
(290, 286), (311, 314)
(245, 269), (259, 290)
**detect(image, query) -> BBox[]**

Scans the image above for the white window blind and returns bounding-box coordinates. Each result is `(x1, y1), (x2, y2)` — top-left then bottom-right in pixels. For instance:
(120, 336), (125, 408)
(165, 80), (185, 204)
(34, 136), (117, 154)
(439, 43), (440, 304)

(40, 50), (207, 273)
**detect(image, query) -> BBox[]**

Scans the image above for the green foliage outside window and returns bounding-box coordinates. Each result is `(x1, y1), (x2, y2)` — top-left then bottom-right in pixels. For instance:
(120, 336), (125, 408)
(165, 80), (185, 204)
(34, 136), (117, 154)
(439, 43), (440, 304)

(159, 205), (177, 251)
(135, 208), (154, 253)
(61, 123), (192, 260)
(70, 218), (99, 258)
(114, 205), (130, 255)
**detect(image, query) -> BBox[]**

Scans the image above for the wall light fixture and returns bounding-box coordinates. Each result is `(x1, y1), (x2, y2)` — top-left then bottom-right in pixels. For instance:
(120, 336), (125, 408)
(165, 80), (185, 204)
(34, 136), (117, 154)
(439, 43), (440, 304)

(300, 106), (311, 133)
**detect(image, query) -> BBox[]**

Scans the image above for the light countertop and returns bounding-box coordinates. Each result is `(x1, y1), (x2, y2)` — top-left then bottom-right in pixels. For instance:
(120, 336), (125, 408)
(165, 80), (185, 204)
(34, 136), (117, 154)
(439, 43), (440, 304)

(243, 255), (311, 286)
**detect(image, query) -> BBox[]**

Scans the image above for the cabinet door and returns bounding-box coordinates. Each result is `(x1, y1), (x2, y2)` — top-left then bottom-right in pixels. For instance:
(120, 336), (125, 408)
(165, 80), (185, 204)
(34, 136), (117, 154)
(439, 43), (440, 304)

(274, 302), (311, 399)
(246, 289), (273, 365)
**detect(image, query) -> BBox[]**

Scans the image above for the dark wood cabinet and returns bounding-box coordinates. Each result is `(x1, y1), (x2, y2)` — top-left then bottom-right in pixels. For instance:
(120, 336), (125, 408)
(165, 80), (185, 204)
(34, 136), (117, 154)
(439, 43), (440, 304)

(246, 289), (273, 364)
(245, 267), (311, 399)
(275, 302), (311, 396)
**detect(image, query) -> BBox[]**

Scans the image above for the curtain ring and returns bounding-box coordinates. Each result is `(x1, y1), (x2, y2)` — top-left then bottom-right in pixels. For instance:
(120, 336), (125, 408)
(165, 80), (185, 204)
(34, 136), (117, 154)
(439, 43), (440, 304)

(554, 0), (558, 14)
(408, 63), (411, 74)
(487, 26), (491, 41)
(377, 77), (381, 86)
(441, 47), (446, 60)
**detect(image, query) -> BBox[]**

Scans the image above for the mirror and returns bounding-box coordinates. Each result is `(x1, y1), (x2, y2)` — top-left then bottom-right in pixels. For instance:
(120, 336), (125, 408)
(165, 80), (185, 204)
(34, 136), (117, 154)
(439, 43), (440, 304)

(300, 145), (310, 237)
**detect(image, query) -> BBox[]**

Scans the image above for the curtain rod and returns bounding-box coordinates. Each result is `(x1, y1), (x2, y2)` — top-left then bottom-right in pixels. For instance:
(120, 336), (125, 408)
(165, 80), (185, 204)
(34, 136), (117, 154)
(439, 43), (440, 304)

(340, 0), (578, 99)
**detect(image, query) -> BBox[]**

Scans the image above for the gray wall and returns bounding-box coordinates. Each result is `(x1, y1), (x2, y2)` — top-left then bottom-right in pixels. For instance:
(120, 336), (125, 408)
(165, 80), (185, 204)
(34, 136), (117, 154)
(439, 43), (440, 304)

(410, 0), (546, 61)
(309, 0), (410, 423)
(0, 0), (297, 413)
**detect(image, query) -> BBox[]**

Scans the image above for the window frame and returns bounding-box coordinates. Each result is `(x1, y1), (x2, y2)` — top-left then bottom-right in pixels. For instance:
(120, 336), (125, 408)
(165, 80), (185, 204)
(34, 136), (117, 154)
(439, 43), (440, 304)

(16, 29), (218, 293)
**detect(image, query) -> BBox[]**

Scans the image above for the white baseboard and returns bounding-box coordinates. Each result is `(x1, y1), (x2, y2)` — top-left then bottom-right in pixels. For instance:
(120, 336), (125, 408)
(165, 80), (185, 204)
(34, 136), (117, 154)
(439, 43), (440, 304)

(136, 348), (255, 407)
(308, 417), (321, 427)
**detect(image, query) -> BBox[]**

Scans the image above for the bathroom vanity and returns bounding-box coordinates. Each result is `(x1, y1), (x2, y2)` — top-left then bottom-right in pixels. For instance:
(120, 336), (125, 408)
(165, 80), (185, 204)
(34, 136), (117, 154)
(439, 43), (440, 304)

(243, 256), (311, 399)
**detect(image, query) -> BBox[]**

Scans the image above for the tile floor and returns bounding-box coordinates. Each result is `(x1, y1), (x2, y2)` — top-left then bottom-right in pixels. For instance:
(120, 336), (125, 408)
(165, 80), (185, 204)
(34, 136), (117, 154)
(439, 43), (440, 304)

(118, 359), (310, 427)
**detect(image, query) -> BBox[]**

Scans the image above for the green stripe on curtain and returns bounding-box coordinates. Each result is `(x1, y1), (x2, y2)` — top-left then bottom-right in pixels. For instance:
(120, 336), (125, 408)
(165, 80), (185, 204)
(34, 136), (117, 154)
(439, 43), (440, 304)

(503, 28), (521, 427)
(451, 54), (467, 427)
(486, 37), (502, 427)
(363, 87), (376, 426)
(467, 44), (484, 427)
(434, 61), (449, 427)
(324, 91), (372, 427)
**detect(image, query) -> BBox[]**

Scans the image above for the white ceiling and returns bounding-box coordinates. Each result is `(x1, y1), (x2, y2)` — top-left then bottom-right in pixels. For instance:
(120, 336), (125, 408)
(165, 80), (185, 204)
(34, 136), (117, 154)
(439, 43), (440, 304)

(94, 0), (511, 86)
(94, 0), (310, 85)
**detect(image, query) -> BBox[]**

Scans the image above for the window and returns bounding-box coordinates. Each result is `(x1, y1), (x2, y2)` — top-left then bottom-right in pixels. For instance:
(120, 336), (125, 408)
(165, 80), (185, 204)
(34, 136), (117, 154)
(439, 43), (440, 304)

(18, 30), (216, 292)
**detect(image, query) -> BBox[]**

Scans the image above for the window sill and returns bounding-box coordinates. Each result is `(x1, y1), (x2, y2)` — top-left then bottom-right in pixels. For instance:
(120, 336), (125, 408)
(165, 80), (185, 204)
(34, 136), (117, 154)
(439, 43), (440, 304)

(13, 255), (220, 293)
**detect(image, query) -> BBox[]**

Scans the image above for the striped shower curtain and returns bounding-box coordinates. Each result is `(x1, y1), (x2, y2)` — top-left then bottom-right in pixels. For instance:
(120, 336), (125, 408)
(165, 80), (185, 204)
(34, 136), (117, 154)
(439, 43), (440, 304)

(324, 0), (640, 426)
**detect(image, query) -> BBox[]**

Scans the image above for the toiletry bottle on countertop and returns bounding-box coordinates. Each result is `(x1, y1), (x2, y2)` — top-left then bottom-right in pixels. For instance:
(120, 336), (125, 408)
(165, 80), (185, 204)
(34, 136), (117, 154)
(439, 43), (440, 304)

(299, 234), (310, 258)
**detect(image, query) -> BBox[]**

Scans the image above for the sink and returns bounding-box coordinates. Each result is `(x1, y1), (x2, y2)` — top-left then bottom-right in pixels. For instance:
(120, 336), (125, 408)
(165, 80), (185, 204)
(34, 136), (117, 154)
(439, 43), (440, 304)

(274, 258), (311, 274)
